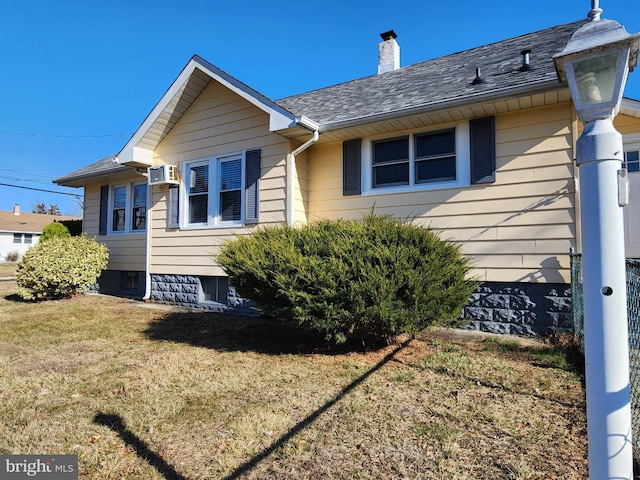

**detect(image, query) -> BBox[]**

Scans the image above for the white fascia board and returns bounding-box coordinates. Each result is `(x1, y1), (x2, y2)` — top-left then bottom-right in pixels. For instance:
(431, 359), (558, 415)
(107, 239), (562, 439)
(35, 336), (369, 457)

(117, 56), (303, 167)
(117, 60), (203, 166)
(621, 97), (640, 116)
(192, 56), (298, 131)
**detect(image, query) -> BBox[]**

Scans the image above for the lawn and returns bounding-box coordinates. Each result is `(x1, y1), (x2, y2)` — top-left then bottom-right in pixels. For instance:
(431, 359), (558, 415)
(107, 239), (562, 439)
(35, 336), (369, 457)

(0, 272), (587, 479)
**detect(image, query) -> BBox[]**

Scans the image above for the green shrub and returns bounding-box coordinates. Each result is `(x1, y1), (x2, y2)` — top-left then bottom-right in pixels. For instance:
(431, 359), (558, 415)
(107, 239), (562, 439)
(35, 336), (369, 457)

(217, 213), (476, 344)
(39, 222), (71, 242)
(17, 235), (108, 300)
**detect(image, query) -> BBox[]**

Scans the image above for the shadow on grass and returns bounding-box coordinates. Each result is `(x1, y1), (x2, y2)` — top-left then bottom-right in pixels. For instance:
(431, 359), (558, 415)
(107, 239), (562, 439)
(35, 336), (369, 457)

(94, 339), (411, 479)
(144, 311), (387, 355)
(3, 293), (30, 302)
(93, 413), (187, 480)
(220, 338), (410, 479)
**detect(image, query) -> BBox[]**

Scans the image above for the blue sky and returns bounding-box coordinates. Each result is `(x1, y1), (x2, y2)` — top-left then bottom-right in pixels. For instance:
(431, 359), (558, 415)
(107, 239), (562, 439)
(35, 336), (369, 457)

(1, 0), (640, 216)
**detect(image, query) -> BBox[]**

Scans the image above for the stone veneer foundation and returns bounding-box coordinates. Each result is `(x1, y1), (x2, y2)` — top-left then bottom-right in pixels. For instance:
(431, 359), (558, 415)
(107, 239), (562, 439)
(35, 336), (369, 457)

(461, 281), (572, 336)
(146, 274), (572, 337)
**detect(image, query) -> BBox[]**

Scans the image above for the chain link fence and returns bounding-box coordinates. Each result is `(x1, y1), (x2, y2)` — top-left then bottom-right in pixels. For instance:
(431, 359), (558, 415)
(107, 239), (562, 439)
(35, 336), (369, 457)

(570, 251), (640, 452)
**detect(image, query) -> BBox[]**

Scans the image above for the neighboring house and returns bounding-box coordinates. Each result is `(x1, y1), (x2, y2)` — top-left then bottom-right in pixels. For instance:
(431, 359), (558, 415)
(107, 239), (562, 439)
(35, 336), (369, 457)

(0, 205), (79, 261)
(55, 19), (640, 335)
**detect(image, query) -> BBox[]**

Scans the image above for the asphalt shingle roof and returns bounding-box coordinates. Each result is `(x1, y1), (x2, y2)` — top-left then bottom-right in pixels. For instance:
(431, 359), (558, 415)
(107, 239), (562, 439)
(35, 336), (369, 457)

(56, 20), (587, 185)
(276, 20), (586, 127)
(53, 155), (131, 185)
(0, 210), (79, 234)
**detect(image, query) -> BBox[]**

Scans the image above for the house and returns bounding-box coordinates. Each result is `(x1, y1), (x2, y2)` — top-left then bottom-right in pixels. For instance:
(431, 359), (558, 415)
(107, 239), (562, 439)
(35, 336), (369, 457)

(54, 19), (640, 335)
(0, 205), (80, 261)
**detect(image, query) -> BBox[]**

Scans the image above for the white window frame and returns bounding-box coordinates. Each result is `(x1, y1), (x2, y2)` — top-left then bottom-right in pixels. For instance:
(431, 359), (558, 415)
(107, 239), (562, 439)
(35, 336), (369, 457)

(107, 181), (149, 235)
(361, 122), (470, 195)
(180, 152), (246, 229)
(623, 133), (640, 173)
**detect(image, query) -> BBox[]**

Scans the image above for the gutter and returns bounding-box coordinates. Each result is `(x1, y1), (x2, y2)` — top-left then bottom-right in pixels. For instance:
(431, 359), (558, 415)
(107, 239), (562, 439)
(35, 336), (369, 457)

(287, 130), (319, 226)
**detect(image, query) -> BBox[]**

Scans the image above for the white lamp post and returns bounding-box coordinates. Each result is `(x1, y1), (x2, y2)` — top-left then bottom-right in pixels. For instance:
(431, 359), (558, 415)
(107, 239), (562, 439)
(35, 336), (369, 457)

(554, 2), (640, 478)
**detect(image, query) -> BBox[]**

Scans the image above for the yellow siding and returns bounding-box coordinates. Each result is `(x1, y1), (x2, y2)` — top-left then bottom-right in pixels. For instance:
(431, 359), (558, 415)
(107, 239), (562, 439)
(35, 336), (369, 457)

(293, 142), (310, 225)
(83, 183), (147, 272)
(308, 103), (577, 283)
(149, 80), (289, 276)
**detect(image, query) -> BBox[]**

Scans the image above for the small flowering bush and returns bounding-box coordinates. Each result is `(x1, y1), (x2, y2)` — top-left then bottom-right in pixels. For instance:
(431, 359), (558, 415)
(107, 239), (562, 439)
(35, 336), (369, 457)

(17, 235), (108, 300)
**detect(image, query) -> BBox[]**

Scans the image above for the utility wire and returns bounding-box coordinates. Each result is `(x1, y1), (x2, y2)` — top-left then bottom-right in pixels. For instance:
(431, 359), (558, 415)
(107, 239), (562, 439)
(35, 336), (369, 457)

(0, 183), (82, 197)
(0, 131), (130, 138)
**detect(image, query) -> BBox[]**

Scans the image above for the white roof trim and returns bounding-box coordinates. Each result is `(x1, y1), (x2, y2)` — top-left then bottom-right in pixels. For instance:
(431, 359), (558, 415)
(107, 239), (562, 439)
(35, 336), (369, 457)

(621, 97), (640, 119)
(116, 56), (299, 166)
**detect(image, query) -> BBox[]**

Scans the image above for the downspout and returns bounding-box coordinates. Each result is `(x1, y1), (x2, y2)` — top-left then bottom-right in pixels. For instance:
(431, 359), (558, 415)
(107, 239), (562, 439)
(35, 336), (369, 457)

(287, 130), (319, 226)
(143, 198), (152, 301)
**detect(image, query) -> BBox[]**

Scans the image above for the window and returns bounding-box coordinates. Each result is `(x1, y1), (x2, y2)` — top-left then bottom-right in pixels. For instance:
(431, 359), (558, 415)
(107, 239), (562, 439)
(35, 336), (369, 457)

(199, 276), (228, 303)
(373, 136), (409, 187)
(12, 233), (33, 244)
(183, 153), (245, 227)
(343, 118), (496, 196)
(415, 129), (456, 183)
(112, 186), (126, 232)
(624, 150), (640, 173)
(132, 184), (147, 230)
(170, 149), (260, 229)
(107, 181), (148, 234)
(123, 271), (140, 291)
(372, 129), (457, 189)
(188, 164), (209, 224)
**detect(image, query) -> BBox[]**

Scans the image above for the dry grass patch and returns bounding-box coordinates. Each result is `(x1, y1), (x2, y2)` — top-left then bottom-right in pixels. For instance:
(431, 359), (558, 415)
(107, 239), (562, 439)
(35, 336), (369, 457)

(0, 278), (587, 479)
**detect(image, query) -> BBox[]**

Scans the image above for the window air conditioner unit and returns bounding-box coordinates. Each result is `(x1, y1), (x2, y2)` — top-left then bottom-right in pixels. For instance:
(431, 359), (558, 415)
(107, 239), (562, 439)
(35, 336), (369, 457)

(148, 164), (179, 185)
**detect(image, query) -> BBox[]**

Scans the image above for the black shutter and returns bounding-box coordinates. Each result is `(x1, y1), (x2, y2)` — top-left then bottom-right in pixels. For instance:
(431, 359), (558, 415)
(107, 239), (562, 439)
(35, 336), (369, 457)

(168, 185), (180, 229)
(245, 148), (261, 224)
(470, 116), (496, 184)
(343, 139), (361, 195)
(99, 185), (109, 235)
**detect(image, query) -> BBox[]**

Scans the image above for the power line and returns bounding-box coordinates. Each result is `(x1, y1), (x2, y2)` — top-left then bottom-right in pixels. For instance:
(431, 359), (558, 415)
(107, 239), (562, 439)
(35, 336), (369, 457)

(0, 131), (131, 138)
(0, 183), (82, 197)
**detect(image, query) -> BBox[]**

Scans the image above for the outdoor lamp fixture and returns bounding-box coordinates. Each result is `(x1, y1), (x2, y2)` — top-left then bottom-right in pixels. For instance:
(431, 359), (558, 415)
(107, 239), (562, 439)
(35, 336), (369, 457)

(554, 1), (640, 478)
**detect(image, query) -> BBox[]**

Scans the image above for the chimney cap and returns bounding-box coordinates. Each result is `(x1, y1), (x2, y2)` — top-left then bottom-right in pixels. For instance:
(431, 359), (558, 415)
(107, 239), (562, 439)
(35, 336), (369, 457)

(380, 30), (397, 41)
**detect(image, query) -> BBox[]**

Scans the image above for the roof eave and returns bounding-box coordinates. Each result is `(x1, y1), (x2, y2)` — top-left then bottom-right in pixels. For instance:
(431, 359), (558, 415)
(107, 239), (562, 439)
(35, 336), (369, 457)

(317, 79), (568, 132)
(53, 167), (134, 188)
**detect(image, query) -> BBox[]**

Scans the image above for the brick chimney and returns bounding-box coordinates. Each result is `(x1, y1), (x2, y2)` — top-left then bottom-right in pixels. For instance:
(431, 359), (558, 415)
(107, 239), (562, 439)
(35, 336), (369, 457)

(378, 30), (400, 74)
(13, 204), (20, 216)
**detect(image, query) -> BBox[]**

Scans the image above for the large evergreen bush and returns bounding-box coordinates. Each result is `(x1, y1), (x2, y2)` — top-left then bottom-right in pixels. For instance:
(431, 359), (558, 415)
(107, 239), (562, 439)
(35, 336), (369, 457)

(17, 235), (108, 300)
(217, 213), (475, 343)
